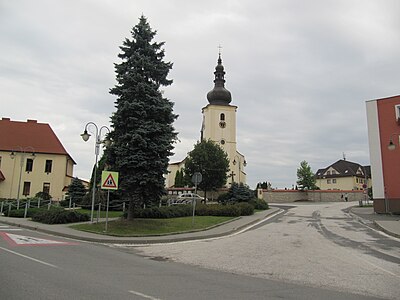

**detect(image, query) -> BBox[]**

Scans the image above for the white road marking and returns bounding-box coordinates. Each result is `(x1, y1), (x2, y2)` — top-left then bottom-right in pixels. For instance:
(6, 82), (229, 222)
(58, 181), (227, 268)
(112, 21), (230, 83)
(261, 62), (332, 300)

(0, 232), (77, 246)
(129, 290), (162, 300)
(0, 246), (58, 268)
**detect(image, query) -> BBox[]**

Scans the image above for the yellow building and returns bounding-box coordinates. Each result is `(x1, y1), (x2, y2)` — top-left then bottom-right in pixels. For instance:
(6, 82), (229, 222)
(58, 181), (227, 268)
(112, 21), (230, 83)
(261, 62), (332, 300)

(167, 54), (246, 187)
(0, 118), (75, 201)
(315, 159), (371, 191)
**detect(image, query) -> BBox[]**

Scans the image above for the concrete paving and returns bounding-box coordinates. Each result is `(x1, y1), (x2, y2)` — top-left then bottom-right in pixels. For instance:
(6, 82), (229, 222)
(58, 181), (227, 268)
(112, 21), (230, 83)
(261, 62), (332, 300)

(0, 205), (399, 243)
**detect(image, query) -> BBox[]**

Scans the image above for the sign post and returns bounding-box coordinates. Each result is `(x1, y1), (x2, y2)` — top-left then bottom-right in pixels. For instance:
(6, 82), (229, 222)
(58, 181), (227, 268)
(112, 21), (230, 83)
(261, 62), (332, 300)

(191, 172), (202, 226)
(101, 171), (119, 232)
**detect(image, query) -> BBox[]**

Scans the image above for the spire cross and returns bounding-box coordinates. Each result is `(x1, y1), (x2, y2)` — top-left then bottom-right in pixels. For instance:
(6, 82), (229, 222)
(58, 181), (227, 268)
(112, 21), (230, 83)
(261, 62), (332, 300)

(218, 44), (222, 56)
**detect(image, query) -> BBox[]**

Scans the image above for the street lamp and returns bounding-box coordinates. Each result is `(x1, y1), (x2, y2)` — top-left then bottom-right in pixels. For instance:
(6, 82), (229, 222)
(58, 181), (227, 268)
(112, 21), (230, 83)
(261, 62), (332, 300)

(388, 133), (400, 151)
(81, 122), (111, 223)
(232, 155), (247, 183)
(10, 146), (35, 210)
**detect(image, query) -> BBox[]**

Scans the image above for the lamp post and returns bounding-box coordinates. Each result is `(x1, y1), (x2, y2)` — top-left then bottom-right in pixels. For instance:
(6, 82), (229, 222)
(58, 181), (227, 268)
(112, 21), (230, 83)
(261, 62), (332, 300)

(81, 122), (111, 223)
(10, 146), (35, 210)
(232, 155), (247, 183)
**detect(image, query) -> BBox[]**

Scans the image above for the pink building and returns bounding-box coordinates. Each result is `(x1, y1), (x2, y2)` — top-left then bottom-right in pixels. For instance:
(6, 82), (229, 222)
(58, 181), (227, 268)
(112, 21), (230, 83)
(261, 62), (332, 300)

(366, 95), (400, 213)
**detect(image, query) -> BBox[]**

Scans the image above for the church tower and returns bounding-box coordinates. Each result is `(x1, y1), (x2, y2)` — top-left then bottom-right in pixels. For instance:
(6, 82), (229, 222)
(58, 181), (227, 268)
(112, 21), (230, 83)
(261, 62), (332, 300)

(201, 54), (246, 185)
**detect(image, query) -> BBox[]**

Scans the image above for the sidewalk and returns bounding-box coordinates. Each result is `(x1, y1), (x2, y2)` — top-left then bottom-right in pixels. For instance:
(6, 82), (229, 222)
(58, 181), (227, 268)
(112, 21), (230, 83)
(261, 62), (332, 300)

(349, 206), (400, 239)
(0, 208), (282, 244)
(1, 205), (399, 244)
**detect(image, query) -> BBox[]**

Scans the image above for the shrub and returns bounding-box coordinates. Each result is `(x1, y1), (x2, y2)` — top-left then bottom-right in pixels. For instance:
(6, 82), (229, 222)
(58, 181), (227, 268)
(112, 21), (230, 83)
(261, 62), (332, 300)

(32, 210), (89, 224)
(123, 203), (254, 219)
(234, 202), (254, 216)
(249, 199), (269, 210)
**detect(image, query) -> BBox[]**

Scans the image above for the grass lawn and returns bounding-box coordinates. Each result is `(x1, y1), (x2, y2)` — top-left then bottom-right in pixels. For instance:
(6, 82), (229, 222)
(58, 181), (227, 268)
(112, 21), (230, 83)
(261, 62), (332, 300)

(70, 215), (235, 236)
(76, 209), (124, 218)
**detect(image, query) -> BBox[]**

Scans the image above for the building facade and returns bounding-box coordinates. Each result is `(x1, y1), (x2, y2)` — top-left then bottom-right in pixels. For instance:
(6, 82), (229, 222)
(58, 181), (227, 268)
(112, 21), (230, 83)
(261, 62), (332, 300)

(0, 118), (75, 201)
(315, 159), (371, 191)
(366, 95), (400, 213)
(167, 54), (246, 188)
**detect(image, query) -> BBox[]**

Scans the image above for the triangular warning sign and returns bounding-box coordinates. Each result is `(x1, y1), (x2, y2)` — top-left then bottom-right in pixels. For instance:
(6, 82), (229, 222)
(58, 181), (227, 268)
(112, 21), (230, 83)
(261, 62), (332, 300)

(102, 174), (117, 188)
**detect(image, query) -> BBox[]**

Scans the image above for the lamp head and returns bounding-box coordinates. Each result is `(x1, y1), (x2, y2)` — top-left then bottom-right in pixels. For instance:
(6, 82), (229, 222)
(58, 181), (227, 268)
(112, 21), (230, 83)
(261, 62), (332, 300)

(233, 159), (236, 165)
(388, 139), (396, 151)
(81, 130), (91, 142)
(10, 151), (15, 159)
(243, 160), (247, 167)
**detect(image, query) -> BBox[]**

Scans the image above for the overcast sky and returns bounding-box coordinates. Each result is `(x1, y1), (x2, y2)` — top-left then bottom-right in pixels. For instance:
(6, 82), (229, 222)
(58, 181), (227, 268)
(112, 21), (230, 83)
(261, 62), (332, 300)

(1, 0), (399, 189)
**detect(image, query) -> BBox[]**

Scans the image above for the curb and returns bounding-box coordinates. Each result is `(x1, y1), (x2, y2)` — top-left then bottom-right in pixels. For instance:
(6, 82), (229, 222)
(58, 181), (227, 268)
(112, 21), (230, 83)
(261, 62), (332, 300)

(0, 208), (281, 244)
(373, 221), (400, 239)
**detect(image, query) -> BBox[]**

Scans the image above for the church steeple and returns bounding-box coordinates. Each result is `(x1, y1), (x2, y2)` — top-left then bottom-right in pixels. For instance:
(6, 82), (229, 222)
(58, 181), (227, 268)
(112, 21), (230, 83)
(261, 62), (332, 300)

(206, 53), (232, 105)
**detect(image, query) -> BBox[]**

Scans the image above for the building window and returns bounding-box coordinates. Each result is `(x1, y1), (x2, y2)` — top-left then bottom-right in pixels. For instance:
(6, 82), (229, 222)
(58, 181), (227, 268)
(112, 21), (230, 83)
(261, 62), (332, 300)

(327, 179), (331, 184)
(26, 159), (33, 172)
(23, 182), (31, 196)
(45, 160), (52, 173)
(327, 171), (331, 175)
(43, 182), (50, 195)
(332, 170), (336, 175)
(220, 113), (225, 121)
(332, 179), (337, 184)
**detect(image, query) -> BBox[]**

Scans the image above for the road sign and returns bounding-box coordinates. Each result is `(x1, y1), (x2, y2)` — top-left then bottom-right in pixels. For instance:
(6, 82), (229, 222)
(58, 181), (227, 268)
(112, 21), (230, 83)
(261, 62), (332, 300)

(192, 172), (202, 185)
(101, 171), (119, 190)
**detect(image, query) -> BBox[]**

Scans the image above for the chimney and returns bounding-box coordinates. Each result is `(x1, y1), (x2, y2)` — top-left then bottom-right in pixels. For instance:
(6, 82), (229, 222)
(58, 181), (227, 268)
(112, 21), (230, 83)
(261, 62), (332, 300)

(2, 117), (10, 121)
(27, 119), (37, 123)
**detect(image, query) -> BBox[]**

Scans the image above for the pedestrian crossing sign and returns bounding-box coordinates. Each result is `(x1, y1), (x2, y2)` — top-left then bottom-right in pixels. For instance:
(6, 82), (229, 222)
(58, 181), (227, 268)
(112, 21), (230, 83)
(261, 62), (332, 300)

(101, 171), (119, 190)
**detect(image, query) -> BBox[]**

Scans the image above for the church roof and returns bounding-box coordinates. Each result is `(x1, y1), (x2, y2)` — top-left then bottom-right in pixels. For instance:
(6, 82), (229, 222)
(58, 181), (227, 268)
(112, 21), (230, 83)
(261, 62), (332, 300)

(0, 118), (75, 163)
(206, 54), (232, 105)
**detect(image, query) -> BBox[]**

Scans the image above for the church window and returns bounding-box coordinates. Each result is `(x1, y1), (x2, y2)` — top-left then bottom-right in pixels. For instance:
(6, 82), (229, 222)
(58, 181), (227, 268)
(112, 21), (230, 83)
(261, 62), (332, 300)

(219, 121), (226, 128)
(220, 139), (225, 145)
(220, 113), (225, 121)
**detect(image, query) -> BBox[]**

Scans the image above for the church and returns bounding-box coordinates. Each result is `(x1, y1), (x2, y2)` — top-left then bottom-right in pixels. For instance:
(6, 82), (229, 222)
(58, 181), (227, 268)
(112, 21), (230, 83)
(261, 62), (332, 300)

(166, 53), (247, 188)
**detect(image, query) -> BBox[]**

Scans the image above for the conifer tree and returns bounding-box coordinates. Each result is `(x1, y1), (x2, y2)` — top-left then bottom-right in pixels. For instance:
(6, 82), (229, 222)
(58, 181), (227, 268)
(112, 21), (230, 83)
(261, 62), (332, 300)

(66, 177), (87, 204)
(106, 16), (177, 220)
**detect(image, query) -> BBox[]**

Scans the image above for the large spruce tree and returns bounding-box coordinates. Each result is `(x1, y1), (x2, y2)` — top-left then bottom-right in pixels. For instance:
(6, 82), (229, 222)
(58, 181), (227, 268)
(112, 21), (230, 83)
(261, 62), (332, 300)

(107, 16), (177, 220)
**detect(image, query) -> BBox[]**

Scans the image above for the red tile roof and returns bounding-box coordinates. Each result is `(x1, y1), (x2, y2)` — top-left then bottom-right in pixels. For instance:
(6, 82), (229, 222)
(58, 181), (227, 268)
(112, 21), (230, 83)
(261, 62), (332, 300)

(0, 118), (75, 163)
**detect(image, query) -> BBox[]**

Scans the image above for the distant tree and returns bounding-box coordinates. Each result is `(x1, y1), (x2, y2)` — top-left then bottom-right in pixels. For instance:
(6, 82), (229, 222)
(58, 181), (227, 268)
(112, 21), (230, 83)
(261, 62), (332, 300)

(105, 16), (177, 220)
(184, 139), (229, 200)
(296, 160), (318, 190)
(174, 169), (185, 187)
(65, 177), (87, 204)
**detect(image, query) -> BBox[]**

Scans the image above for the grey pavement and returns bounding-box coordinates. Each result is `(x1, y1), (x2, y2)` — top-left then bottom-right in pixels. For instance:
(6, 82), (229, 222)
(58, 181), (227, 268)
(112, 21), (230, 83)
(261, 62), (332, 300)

(0, 204), (399, 243)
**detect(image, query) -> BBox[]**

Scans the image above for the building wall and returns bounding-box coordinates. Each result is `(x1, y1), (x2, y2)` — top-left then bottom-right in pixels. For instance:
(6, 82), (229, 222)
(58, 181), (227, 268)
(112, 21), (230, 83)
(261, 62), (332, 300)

(366, 95), (400, 213)
(202, 104), (246, 185)
(316, 176), (370, 191)
(0, 151), (73, 201)
(263, 190), (365, 203)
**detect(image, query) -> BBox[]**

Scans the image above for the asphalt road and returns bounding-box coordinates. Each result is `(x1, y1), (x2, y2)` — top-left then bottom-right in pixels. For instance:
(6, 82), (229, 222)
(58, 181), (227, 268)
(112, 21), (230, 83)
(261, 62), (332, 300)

(0, 202), (397, 299)
(131, 202), (400, 300)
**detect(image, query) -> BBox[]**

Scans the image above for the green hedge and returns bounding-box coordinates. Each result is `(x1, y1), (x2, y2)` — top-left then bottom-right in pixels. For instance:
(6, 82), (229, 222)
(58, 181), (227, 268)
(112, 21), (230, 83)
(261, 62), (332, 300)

(124, 203), (254, 219)
(31, 210), (90, 224)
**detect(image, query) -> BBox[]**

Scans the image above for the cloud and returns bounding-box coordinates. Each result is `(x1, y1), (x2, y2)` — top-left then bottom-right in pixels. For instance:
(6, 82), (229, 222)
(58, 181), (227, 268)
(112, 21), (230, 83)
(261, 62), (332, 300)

(1, 0), (399, 189)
